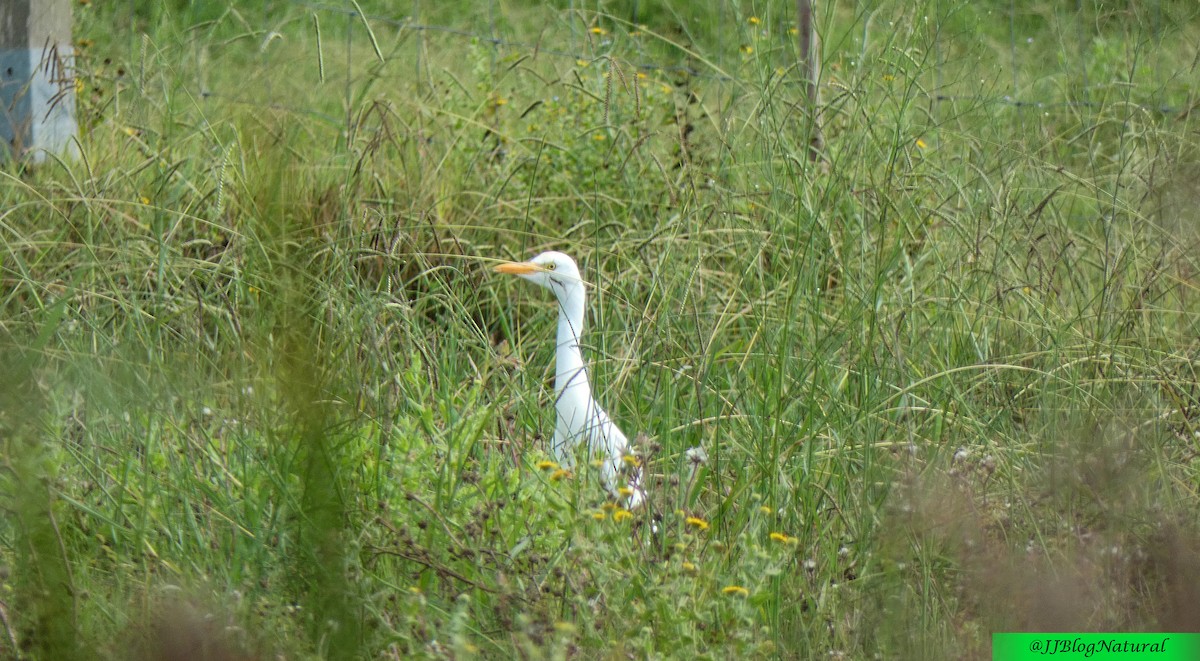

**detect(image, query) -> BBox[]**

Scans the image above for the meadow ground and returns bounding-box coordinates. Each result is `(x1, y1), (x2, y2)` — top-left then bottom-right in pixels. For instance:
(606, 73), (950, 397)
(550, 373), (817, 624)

(3, 1), (1200, 658)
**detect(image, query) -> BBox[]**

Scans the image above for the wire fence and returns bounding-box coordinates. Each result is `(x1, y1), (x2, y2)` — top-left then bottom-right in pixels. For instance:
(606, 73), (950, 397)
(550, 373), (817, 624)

(80, 0), (1194, 141)
(270, 0), (1191, 113)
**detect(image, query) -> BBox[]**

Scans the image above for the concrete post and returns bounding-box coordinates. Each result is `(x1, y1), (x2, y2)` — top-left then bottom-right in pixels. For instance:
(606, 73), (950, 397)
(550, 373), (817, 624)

(0, 0), (79, 163)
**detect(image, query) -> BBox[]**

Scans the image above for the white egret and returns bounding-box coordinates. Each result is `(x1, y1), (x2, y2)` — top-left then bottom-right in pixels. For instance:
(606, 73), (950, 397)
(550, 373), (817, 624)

(494, 251), (646, 509)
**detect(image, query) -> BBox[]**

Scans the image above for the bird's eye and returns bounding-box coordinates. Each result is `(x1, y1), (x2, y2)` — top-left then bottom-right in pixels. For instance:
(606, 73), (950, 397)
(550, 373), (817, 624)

(545, 262), (556, 271)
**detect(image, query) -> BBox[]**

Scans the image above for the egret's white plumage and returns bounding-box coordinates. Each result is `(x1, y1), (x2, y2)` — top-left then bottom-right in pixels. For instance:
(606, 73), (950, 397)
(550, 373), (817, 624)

(494, 251), (645, 508)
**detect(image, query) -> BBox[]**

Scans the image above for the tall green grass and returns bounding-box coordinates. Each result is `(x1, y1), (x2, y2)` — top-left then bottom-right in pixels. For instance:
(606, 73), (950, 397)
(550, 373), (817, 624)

(2, 0), (1199, 658)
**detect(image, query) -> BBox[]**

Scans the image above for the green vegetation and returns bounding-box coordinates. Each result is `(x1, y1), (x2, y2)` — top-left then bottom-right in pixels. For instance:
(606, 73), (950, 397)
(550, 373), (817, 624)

(3, 0), (1200, 658)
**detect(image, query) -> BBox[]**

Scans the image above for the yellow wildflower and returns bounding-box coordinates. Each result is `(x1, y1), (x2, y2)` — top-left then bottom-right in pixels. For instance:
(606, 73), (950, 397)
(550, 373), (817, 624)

(592, 511), (607, 521)
(590, 27), (607, 35)
(536, 460), (559, 471)
(613, 509), (633, 523)
(740, 45), (753, 55)
(622, 455), (640, 467)
(769, 532), (795, 544)
(617, 486), (634, 497)
(748, 16), (761, 25)
(916, 138), (928, 149)
(759, 506), (772, 515)
(722, 585), (750, 597)
(682, 561), (698, 574)
(550, 468), (571, 481)
(685, 516), (709, 531)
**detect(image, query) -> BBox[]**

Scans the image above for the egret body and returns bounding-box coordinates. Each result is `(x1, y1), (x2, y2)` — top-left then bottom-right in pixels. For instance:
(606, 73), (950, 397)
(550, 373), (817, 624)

(494, 251), (645, 508)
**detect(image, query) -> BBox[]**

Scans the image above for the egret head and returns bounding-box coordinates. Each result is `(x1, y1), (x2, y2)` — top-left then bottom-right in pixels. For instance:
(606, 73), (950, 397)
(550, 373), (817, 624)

(493, 251), (584, 294)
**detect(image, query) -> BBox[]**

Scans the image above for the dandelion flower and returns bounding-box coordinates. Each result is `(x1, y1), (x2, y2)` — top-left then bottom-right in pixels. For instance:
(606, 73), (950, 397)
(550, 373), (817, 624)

(536, 460), (559, 471)
(748, 16), (761, 25)
(682, 561), (698, 574)
(685, 516), (709, 531)
(613, 509), (633, 523)
(769, 532), (798, 544)
(916, 138), (928, 149)
(617, 486), (634, 497)
(590, 27), (607, 35)
(740, 45), (753, 55)
(550, 468), (572, 481)
(622, 455), (640, 467)
(722, 585), (750, 597)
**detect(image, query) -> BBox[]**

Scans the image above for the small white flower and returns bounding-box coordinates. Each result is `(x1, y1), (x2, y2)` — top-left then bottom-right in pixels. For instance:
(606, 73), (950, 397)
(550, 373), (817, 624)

(685, 446), (708, 465)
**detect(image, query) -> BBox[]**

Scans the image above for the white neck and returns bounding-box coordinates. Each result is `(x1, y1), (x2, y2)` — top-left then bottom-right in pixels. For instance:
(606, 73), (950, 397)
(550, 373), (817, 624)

(554, 282), (591, 400)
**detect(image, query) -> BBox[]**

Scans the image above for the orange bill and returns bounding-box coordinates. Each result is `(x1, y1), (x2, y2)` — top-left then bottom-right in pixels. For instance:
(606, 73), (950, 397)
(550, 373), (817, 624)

(493, 261), (541, 275)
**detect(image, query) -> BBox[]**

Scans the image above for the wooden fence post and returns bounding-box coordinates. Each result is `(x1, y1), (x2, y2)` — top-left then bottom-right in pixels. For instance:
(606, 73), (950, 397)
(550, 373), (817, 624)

(0, 0), (78, 163)
(797, 0), (823, 162)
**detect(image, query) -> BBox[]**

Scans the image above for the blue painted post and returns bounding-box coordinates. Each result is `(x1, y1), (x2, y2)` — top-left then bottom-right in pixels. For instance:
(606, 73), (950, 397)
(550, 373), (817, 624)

(0, 0), (78, 163)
